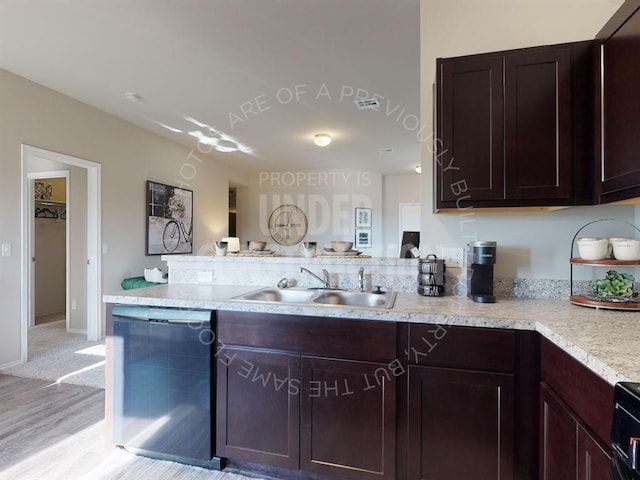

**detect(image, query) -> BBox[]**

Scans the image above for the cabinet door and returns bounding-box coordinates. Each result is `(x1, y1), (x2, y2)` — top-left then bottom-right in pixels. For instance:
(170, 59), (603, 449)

(437, 56), (504, 206)
(540, 383), (577, 480)
(407, 365), (515, 480)
(598, 5), (640, 202)
(216, 347), (300, 470)
(578, 425), (611, 480)
(504, 48), (572, 201)
(300, 357), (396, 480)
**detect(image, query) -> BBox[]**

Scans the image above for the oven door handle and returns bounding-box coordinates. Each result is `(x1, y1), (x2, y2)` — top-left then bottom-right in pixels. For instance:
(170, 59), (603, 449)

(612, 453), (638, 480)
(630, 438), (640, 471)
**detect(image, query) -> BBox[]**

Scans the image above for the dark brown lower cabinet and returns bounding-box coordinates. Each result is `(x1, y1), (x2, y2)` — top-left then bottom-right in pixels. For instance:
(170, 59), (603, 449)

(216, 347), (300, 469)
(215, 311), (398, 480)
(577, 424), (611, 480)
(540, 383), (611, 480)
(407, 365), (515, 480)
(300, 357), (396, 480)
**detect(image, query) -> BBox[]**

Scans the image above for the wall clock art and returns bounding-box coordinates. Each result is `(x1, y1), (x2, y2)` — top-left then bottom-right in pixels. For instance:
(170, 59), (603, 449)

(268, 204), (308, 245)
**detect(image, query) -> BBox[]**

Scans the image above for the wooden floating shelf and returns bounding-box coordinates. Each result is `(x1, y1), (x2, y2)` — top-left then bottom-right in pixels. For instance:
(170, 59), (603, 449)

(570, 295), (640, 311)
(570, 258), (640, 266)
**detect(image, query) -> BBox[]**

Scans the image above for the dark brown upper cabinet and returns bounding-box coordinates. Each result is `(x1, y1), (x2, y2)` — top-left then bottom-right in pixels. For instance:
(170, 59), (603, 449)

(595, 0), (640, 204)
(435, 41), (594, 211)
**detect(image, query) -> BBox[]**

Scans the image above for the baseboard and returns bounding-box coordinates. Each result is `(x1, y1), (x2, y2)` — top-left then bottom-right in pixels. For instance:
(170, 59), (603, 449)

(67, 328), (87, 335)
(0, 359), (24, 370)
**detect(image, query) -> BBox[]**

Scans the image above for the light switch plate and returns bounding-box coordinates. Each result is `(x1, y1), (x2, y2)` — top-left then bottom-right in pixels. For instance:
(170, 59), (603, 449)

(2, 243), (11, 257)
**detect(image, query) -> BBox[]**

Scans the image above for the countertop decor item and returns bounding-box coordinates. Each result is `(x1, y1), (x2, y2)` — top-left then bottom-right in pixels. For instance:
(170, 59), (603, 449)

(590, 270), (638, 302)
(570, 218), (640, 310)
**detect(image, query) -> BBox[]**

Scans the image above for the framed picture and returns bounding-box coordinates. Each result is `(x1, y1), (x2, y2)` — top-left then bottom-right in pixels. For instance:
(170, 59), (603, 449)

(355, 207), (372, 228)
(146, 181), (193, 255)
(355, 228), (372, 249)
(34, 181), (53, 200)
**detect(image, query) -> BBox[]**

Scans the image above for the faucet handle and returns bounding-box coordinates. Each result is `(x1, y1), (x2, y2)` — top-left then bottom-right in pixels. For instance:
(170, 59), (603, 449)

(321, 269), (330, 288)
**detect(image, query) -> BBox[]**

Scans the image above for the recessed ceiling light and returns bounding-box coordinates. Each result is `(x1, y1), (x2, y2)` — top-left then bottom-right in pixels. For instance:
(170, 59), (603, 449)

(124, 92), (142, 103)
(314, 133), (332, 147)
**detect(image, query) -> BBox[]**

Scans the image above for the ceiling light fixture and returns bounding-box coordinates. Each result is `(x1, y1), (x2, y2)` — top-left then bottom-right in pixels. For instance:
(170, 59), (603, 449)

(415, 164), (422, 174)
(314, 133), (332, 147)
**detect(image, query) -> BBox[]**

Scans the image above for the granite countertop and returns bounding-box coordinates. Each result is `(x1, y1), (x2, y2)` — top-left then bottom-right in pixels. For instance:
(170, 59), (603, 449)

(104, 284), (640, 386)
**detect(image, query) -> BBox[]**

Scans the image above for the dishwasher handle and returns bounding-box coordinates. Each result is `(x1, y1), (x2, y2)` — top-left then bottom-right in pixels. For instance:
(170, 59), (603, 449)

(111, 305), (212, 324)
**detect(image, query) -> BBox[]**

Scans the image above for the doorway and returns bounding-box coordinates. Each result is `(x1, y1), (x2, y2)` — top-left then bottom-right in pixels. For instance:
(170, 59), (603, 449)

(21, 145), (102, 364)
(31, 172), (69, 328)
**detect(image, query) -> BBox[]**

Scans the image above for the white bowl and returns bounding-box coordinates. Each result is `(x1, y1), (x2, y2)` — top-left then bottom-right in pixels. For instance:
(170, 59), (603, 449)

(249, 240), (267, 251)
(576, 237), (610, 260)
(331, 241), (353, 252)
(610, 239), (640, 261)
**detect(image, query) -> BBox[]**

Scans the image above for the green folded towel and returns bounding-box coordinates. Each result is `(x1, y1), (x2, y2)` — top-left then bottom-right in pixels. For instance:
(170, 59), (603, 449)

(121, 276), (161, 290)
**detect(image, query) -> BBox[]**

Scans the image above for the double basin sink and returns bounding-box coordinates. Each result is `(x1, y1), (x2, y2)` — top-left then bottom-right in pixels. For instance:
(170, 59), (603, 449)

(233, 287), (396, 309)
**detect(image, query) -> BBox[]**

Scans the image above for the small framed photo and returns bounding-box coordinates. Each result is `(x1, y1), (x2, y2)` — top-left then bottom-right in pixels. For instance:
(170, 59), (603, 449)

(355, 228), (372, 249)
(355, 207), (372, 228)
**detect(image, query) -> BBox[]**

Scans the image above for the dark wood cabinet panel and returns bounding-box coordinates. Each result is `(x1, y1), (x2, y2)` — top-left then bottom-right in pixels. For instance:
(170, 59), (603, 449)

(540, 338), (614, 445)
(408, 324), (515, 371)
(540, 383), (577, 480)
(578, 425), (611, 480)
(436, 42), (593, 210)
(300, 357), (396, 480)
(217, 310), (397, 362)
(407, 366), (515, 480)
(504, 48), (572, 200)
(216, 348), (300, 469)
(540, 383), (611, 480)
(438, 56), (504, 204)
(596, 1), (640, 203)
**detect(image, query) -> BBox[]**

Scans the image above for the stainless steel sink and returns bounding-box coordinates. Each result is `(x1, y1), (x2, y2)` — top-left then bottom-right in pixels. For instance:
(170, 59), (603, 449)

(312, 290), (396, 309)
(233, 287), (396, 309)
(237, 288), (318, 303)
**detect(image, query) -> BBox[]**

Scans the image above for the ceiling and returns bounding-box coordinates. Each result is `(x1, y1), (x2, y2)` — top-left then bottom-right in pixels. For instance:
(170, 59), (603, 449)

(0, 0), (421, 176)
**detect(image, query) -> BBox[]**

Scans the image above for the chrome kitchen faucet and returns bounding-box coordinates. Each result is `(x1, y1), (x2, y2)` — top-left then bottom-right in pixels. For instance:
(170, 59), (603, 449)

(299, 267), (330, 288)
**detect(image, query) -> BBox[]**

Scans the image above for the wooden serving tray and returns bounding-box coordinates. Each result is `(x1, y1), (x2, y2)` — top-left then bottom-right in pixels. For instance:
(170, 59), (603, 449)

(570, 295), (640, 310)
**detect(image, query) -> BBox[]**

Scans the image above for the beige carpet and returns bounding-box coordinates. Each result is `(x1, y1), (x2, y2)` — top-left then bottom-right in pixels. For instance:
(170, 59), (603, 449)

(0, 321), (104, 389)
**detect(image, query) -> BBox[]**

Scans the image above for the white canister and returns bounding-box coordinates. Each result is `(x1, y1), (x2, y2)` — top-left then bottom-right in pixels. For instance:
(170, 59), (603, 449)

(610, 239), (640, 261)
(576, 237), (610, 260)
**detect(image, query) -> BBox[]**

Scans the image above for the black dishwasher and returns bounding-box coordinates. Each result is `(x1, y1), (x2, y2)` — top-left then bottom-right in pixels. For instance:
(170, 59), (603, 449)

(112, 306), (216, 468)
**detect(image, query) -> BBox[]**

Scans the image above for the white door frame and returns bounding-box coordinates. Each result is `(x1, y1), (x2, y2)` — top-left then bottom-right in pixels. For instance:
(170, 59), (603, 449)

(21, 145), (102, 362)
(28, 170), (70, 330)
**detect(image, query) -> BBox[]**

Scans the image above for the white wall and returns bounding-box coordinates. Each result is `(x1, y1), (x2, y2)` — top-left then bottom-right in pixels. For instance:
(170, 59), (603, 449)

(0, 67), (248, 366)
(419, 0), (633, 280)
(237, 170), (384, 256)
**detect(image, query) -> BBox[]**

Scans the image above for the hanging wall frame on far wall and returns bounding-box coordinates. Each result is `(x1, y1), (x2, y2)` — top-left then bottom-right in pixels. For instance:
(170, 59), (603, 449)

(146, 180), (193, 255)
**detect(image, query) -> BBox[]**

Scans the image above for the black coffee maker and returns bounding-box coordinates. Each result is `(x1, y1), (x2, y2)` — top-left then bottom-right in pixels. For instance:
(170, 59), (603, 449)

(467, 241), (497, 303)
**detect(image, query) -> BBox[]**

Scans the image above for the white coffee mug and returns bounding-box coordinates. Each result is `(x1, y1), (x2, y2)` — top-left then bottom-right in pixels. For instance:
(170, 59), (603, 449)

(299, 241), (317, 258)
(215, 241), (228, 256)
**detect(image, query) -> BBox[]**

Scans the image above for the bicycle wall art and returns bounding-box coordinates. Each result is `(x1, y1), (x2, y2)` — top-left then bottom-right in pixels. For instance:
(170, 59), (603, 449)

(146, 180), (193, 255)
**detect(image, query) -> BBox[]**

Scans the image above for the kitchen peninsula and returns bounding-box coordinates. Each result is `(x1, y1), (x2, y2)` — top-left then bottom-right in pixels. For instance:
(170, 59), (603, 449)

(104, 253), (638, 480)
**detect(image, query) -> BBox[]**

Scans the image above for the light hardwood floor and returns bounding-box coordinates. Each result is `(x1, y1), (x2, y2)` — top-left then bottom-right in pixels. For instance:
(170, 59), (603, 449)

(0, 374), (265, 480)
